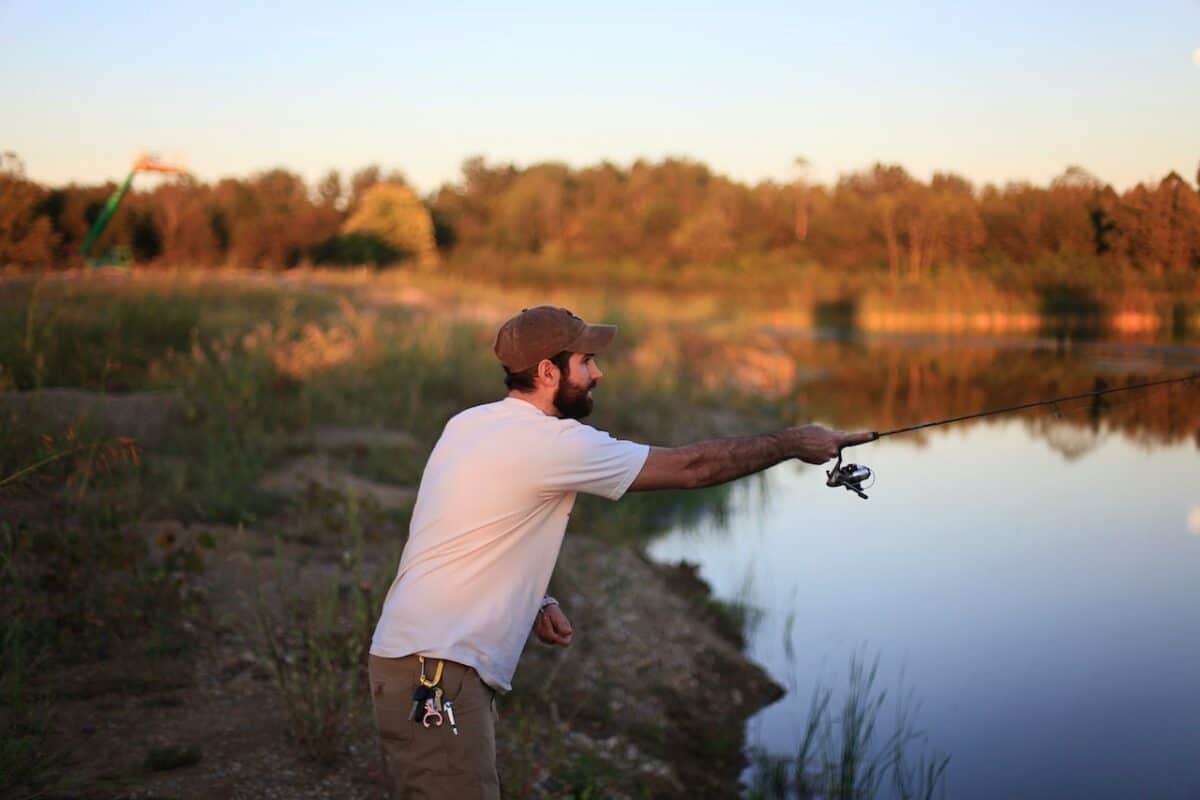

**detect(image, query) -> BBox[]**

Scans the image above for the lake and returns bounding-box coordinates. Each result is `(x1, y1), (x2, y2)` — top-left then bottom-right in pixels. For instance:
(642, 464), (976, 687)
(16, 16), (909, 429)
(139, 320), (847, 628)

(647, 332), (1200, 799)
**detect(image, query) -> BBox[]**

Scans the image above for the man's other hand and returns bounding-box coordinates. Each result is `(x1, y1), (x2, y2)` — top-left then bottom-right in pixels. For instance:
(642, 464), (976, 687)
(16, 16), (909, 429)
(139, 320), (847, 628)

(533, 604), (574, 647)
(793, 425), (877, 465)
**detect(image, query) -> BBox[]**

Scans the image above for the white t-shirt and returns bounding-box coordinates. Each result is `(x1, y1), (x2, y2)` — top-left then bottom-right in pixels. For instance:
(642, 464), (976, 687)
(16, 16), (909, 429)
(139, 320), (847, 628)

(370, 396), (650, 691)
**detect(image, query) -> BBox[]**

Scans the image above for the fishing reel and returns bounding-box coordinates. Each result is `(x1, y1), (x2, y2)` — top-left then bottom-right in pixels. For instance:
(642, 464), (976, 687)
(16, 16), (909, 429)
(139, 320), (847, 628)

(826, 450), (873, 500)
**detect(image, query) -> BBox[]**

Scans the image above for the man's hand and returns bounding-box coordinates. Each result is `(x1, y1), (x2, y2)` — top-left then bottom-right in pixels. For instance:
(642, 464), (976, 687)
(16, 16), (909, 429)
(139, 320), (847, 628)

(629, 425), (879, 492)
(792, 425), (877, 465)
(533, 604), (574, 647)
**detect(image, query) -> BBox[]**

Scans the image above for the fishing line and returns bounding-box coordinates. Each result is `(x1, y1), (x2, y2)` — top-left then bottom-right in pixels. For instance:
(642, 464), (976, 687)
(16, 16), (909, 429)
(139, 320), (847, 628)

(873, 372), (1200, 439)
(826, 371), (1200, 499)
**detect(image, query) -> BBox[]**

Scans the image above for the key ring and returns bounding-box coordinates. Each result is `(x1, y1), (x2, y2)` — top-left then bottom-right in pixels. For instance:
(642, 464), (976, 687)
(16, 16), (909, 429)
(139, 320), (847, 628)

(418, 655), (444, 688)
(422, 704), (443, 728)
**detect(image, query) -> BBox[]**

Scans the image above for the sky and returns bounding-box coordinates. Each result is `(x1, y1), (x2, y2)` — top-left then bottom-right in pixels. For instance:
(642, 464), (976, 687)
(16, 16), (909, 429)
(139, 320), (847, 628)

(2, 0), (1198, 193)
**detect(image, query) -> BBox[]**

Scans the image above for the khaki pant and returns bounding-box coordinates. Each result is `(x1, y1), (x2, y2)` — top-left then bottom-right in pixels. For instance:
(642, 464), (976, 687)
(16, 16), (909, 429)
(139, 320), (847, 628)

(369, 654), (501, 800)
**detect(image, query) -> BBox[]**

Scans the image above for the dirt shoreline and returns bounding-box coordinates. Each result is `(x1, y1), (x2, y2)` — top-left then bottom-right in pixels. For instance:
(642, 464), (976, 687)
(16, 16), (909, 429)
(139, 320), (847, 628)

(43, 519), (781, 799)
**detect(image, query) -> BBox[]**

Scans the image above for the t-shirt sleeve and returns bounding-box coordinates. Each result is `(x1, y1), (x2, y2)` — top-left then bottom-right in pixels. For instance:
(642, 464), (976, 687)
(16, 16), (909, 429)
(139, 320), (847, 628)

(539, 423), (650, 500)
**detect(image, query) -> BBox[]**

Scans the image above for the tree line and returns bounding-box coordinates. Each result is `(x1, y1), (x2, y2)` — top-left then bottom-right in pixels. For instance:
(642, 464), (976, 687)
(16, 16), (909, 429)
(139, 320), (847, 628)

(2, 155), (1199, 282)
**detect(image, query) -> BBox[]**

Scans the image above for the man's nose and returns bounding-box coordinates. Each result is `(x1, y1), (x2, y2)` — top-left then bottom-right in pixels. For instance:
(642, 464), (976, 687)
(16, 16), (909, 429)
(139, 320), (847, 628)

(590, 363), (603, 381)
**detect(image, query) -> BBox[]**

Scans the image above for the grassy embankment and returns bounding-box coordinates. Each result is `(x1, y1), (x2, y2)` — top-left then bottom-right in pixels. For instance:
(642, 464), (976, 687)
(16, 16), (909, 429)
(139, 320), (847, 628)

(431, 252), (1200, 339)
(0, 270), (771, 798)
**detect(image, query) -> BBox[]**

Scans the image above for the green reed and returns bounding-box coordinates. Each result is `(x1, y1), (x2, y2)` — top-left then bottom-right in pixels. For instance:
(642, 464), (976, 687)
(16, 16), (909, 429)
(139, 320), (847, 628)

(748, 650), (950, 800)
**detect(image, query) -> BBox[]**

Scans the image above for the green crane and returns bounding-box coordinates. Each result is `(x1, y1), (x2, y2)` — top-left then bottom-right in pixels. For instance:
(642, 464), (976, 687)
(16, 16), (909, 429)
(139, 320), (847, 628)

(80, 154), (187, 266)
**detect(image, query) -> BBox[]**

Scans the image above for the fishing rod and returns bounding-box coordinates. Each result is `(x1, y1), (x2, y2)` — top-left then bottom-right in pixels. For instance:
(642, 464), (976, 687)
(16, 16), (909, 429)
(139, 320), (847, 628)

(826, 371), (1200, 499)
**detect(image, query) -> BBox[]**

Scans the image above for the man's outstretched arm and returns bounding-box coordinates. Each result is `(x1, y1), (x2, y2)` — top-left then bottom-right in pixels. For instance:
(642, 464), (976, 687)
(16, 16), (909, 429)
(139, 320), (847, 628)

(628, 424), (874, 492)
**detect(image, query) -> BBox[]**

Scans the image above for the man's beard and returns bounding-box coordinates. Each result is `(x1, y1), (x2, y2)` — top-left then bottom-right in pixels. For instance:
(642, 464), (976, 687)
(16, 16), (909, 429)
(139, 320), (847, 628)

(554, 378), (595, 420)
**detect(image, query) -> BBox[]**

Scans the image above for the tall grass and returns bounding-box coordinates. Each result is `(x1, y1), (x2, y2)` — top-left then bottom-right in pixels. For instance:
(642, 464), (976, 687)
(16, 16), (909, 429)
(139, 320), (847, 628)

(747, 651), (950, 800)
(0, 616), (61, 795)
(254, 568), (368, 765)
(252, 491), (399, 764)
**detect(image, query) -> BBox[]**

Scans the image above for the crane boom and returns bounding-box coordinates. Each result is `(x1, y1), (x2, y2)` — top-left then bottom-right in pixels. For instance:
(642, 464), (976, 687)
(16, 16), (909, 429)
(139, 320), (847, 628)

(81, 154), (187, 265)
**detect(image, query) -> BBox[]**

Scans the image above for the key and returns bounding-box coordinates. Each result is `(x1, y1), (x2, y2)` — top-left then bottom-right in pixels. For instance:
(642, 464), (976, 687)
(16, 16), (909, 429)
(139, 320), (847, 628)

(409, 685), (431, 722)
(434, 687), (444, 713)
(444, 700), (459, 736)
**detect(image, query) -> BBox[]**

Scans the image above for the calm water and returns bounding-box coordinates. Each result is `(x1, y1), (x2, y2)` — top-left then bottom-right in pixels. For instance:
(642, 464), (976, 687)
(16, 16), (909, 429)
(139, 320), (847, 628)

(648, 339), (1200, 799)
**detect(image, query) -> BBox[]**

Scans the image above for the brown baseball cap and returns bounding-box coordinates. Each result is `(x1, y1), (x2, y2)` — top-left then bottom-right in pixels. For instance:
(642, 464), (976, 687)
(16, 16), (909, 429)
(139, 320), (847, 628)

(493, 306), (617, 372)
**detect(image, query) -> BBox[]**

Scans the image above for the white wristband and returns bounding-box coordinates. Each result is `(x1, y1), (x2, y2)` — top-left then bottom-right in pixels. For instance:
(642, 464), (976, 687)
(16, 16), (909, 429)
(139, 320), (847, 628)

(539, 595), (559, 611)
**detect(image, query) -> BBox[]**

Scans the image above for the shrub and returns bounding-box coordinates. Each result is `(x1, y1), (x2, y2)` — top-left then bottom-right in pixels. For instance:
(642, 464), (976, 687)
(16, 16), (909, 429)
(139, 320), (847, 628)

(310, 231), (407, 267)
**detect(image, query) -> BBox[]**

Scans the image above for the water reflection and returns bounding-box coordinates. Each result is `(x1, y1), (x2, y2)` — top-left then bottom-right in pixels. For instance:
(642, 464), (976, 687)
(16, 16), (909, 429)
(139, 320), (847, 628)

(659, 326), (1200, 449)
(646, 338), (1200, 800)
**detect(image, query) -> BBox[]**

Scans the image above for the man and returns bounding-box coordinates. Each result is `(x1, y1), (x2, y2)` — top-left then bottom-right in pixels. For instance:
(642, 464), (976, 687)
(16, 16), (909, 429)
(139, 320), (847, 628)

(369, 305), (872, 798)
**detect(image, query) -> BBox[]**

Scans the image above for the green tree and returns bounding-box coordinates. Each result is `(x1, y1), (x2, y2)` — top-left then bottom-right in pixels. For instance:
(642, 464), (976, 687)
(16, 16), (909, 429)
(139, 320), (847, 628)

(342, 182), (437, 267)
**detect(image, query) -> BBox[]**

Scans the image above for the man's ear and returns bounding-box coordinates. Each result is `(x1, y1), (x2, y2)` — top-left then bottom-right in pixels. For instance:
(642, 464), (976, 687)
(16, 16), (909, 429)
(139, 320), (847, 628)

(535, 358), (560, 388)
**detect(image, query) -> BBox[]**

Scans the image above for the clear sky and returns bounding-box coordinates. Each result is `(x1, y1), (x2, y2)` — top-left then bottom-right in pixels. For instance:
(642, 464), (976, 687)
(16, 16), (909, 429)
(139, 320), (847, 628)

(3, 0), (1198, 193)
